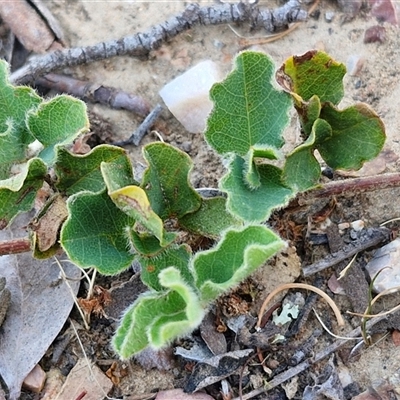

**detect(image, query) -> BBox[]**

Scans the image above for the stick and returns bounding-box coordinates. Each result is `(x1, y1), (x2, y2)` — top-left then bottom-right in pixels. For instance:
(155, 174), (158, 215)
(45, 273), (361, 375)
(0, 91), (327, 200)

(302, 227), (390, 276)
(300, 172), (400, 202)
(232, 314), (387, 400)
(10, 1), (307, 85)
(0, 238), (31, 255)
(35, 73), (150, 116)
(113, 104), (163, 147)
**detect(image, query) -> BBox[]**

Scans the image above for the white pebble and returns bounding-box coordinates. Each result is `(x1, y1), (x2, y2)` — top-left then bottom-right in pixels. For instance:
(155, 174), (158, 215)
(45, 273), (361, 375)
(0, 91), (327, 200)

(159, 60), (224, 133)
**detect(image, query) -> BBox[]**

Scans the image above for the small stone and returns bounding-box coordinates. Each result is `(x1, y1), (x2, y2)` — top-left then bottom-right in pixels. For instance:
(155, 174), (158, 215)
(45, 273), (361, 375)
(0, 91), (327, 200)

(159, 60), (224, 133)
(365, 238), (400, 293)
(22, 364), (46, 394)
(325, 11), (335, 22)
(350, 220), (365, 231)
(364, 26), (386, 44)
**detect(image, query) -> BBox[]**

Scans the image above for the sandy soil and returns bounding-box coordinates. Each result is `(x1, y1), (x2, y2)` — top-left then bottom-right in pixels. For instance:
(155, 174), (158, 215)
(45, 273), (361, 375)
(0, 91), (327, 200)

(13, 0), (400, 398)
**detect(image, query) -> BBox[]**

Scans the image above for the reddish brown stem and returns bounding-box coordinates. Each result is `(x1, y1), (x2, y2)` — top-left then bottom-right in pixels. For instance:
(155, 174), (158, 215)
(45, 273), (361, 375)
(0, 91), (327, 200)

(302, 172), (400, 201)
(0, 238), (31, 256)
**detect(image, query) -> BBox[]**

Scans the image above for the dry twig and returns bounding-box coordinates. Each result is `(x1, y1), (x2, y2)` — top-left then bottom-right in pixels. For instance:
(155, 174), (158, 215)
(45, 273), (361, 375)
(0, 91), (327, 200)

(10, 1), (307, 85)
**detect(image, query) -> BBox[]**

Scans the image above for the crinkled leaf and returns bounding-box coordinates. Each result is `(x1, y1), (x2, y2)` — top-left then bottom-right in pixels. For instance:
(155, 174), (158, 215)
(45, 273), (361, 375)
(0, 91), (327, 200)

(276, 50), (346, 105)
(27, 95), (89, 164)
(60, 190), (135, 275)
(0, 61), (41, 178)
(55, 145), (134, 195)
(139, 245), (193, 291)
(283, 118), (332, 191)
(179, 197), (241, 238)
(318, 102), (386, 169)
(141, 142), (201, 220)
(0, 158), (47, 228)
(205, 51), (292, 156)
(221, 156), (294, 222)
(113, 267), (204, 358)
(193, 225), (285, 302)
(294, 94), (322, 137)
(110, 185), (177, 247)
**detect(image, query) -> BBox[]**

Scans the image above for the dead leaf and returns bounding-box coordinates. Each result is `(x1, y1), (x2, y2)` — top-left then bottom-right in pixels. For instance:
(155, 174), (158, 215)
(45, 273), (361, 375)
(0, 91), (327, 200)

(0, 213), (80, 400)
(155, 389), (214, 400)
(55, 358), (112, 400)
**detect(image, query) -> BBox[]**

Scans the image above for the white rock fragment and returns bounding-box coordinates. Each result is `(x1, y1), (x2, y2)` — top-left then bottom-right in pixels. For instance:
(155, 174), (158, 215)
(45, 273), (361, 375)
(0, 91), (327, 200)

(350, 219), (365, 231)
(159, 60), (224, 133)
(365, 238), (400, 293)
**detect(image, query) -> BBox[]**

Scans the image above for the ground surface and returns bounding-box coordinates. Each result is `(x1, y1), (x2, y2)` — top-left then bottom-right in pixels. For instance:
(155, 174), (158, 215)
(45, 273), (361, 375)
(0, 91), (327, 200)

(7, 0), (400, 399)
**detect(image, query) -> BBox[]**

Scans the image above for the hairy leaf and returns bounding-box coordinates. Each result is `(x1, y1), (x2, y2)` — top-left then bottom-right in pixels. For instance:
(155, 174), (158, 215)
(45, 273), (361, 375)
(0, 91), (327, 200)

(283, 118), (332, 191)
(55, 145), (134, 195)
(110, 185), (177, 247)
(179, 197), (241, 238)
(0, 61), (41, 178)
(0, 158), (47, 228)
(205, 51), (291, 156)
(27, 95), (89, 164)
(221, 156), (294, 222)
(139, 245), (193, 291)
(193, 225), (285, 303)
(113, 267), (204, 358)
(318, 102), (386, 170)
(276, 50), (346, 105)
(60, 190), (135, 275)
(141, 142), (201, 220)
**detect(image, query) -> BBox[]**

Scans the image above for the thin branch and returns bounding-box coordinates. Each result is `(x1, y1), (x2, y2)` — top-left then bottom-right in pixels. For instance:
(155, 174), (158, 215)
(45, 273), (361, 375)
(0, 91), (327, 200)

(302, 227), (390, 276)
(36, 73), (150, 116)
(0, 237), (31, 255)
(301, 172), (400, 202)
(113, 104), (163, 146)
(10, 1), (307, 85)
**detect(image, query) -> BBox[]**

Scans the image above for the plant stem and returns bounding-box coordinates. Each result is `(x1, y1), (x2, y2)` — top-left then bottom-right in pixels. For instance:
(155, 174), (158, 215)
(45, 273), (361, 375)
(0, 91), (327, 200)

(0, 238), (31, 256)
(10, 0), (307, 85)
(302, 172), (400, 201)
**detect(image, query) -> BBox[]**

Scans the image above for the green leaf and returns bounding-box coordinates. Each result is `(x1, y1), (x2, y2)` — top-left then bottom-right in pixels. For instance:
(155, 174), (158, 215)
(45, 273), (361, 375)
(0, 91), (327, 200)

(55, 144), (134, 195)
(139, 245), (193, 291)
(276, 50), (346, 105)
(60, 190), (135, 275)
(0, 61), (41, 178)
(101, 159), (138, 194)
(294, 95), (322, 137)
(221, 156), (294, 222)
(113, 267), (204, 358)
(27, 95), (89, 164)
(318, 103), (386, 170)
(205, 51), (292, 156)
(283, 118), (332, 191)
(0, 158), (47, 228)
(110, 185), (177, 247)
(127, 231), (165, 257)
(193, 225), (285, 303)
(179, 197), (241, 238)
(141, 142), (201, 220)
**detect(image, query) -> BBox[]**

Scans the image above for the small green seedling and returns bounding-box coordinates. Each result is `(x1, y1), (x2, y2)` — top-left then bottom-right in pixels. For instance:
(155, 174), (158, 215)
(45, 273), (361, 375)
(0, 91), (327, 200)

(0, 50), (385, 358)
